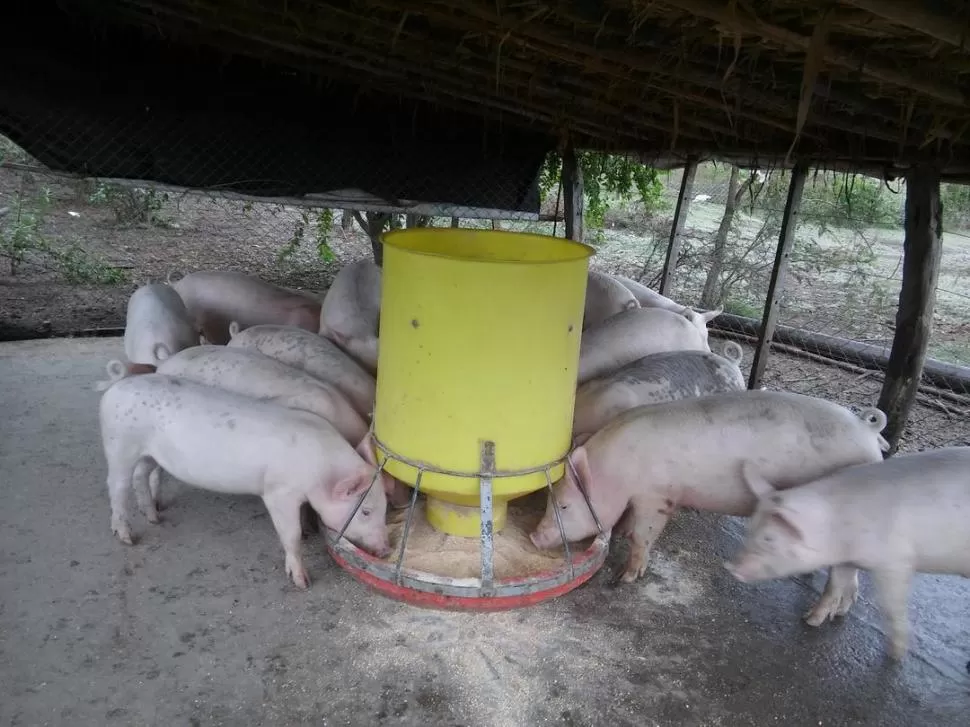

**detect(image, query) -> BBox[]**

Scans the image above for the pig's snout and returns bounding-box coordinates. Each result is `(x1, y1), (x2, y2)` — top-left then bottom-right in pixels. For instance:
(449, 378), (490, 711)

(724, 558), (765, 583)
(529, 527), (557, 550)
(362, 536), (392, 559)
(724, 560), (750, 582)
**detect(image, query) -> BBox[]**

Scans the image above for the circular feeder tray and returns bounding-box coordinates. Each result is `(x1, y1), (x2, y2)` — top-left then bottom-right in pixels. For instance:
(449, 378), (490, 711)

(327, 439), (608, 611)
(327, 496), (608, 611)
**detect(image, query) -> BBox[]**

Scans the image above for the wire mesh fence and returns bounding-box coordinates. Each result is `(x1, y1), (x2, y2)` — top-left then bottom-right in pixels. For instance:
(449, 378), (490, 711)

(607, 165), (970, 454)
(2, 135), (968, 453)
(0, 130), (543, 338)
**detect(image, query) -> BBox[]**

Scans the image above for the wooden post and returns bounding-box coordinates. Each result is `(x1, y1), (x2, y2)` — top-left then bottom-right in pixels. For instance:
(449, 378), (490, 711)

(748, 162), (808, 390)
(353, 211), (391, 266)
(659, 159), (698, 295)
(562, 145), (584, 242)
(877, 163), (943, 454)
(450, 216), (460, 228)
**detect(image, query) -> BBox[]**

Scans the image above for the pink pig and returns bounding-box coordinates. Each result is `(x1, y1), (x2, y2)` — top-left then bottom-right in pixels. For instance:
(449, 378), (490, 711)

(531, 390), (889, 626)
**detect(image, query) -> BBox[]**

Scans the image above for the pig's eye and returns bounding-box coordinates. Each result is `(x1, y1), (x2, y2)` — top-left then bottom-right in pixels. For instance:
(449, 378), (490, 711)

(559, 503), (569, 511)
(361, 508), (372, 518)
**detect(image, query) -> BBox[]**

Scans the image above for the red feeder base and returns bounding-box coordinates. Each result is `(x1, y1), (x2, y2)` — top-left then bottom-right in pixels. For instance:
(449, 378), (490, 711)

(327, 532), (609, 612)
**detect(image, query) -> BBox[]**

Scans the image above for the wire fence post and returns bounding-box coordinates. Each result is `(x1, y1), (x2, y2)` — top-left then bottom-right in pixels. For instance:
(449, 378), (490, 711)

(876, 163), (943, 455)
(659, 157), (697, 296)
(748, 162), (808, 390)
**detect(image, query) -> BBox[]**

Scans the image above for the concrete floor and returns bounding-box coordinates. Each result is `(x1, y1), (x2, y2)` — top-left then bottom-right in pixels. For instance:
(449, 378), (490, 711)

(2, 337), (969, 727)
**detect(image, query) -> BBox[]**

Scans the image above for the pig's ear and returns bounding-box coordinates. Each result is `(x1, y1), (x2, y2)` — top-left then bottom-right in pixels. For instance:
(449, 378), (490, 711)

(355, 434), (378, 467)
(767, 510), (805, 542)
(740, 460), (777, 500)
(571, 432), (593, 448)
(568, 446), (593, 490)
(701, 307), (723, 323)
(333, 472), (370, 500)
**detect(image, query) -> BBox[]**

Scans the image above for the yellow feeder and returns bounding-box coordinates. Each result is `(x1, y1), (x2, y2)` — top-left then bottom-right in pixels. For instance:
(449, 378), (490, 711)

(373, 228), (593, 537)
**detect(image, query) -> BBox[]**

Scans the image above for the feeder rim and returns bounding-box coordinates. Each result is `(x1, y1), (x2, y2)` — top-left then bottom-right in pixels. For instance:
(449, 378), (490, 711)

(380, 227), (595, 265)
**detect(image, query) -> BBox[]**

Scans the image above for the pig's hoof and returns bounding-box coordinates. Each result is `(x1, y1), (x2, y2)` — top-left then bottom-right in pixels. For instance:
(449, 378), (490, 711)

(147, 512), (161, 525)
(112, 525), (134, 545)
(289, 568), (310, 590)
(619, 564), (646, 583)
(286, 560), (310, 589)
(804, 591), (857, 627)
(889, 637), (909, 661)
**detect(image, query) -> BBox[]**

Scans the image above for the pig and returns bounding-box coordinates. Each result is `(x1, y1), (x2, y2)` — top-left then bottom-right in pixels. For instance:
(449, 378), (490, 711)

(531, 390), (889, 625)
(577, 307), (711, 384)
(122, 283), (199, 367)
(611, 275), (723, 346)
(155, 345), (369, 444)
(102, 345), (410, 513)
(572, 343), (745, 436)
(171, 270), (321, 345)
(611, 274), (686, 313)
(726, 448), (970, 659)
(226, 324), (376, 418)
(99, 374), (391, 588)
(319, 259), (382, 373)
(583, 270), (640, 330)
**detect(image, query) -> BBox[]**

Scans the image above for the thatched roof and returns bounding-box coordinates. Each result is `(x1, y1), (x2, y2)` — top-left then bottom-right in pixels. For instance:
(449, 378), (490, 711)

(72, 0), (970, 179)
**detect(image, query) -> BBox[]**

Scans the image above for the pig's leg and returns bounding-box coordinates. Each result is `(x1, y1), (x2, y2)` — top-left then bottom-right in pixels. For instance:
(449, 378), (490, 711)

(131, 459), (161, 524)
(620, 500), (675, 583)
(106, 460), (138, 545)
(263, 491), (311, 589)
(871, 567), (914, 660)
(148, 466), (165, 511)
(804, 565), (859, 626)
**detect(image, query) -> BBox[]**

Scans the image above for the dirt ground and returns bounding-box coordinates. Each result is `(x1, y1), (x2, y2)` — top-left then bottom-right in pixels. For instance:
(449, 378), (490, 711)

(0, 166), (366, 340)
(3, 337), (970, 726)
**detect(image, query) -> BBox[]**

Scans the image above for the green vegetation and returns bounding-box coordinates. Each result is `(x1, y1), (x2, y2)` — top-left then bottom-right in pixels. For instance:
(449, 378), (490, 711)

(276, 207), (336, 265)
(88, 181), (170, 227)
(1, 187), (126, 284)
(538, 151), (669, 238)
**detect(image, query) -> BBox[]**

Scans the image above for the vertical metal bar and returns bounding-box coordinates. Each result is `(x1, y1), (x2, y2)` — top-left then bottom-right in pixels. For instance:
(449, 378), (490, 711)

(748, 162), (809, 390)
(334, 463), (383, 546)
(567, 456), (604, 536)
(479, 441), (496, 595)
(394, 469), (424, 584)
(544, 467), (574, 580)
(877, 162), (942, 455)
(659, 158), (698, 295)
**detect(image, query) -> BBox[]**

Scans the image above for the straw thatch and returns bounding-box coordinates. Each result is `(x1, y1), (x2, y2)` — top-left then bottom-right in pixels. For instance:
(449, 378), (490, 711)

(72, 1), (970, 176)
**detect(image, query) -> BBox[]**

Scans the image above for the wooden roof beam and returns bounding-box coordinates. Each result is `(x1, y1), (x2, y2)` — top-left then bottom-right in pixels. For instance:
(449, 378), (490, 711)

(658, 0), (970, 108)
(841, 0), (970, 50)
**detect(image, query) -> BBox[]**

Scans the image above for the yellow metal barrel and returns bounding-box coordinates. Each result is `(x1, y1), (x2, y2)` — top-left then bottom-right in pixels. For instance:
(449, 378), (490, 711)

(373, 228), (593, 536)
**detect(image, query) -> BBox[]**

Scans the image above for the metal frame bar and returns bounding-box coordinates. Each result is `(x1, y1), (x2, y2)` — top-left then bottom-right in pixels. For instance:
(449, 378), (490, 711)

(659, 158), (698, 295)
(479, 441), (496, 595)
(328, 429), (607, 598)
(748, 162), (809, 389)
